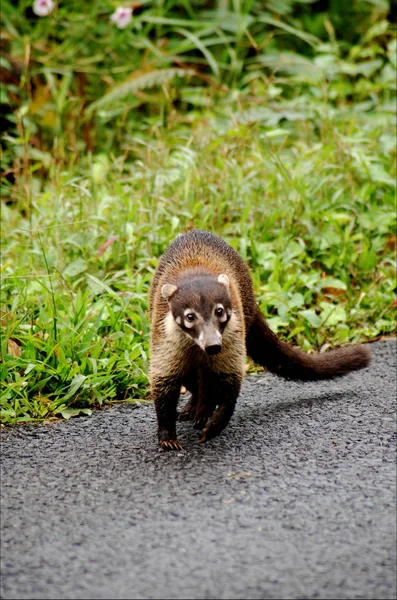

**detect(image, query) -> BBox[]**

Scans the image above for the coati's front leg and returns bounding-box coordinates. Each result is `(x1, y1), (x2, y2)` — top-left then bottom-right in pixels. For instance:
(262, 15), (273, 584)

(151, 375), (182, 451)
(197, 372), (242, 444)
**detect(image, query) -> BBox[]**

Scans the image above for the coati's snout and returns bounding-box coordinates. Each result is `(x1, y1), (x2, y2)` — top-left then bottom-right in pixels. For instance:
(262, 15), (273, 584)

(200, 322), (223, 355)
(161, 272), (232, 354)
(205, 342), (222, 356)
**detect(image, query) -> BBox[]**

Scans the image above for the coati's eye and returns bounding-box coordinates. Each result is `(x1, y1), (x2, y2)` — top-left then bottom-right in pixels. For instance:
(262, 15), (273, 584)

(185, 313), (196, 322)
(215, 306), (224, 317)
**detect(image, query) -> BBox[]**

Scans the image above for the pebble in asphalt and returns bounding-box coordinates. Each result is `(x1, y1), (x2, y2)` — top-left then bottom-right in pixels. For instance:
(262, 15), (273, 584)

(1, 339), (396, 599)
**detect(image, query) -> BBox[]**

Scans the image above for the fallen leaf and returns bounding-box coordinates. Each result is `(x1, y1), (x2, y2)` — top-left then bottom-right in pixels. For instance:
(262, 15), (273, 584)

(323, 287), (345, 296)
(35, 395), (51, 404)
(34, 331), (49, 340)
(385, 235), (397, 250)
(7, 339), (21, 358)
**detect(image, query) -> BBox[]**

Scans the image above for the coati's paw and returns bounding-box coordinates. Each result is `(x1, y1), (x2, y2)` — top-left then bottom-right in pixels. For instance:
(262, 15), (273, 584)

(159, 439), (183, 451)
(193, 406), (214, 430)
(193, 415), (209, 430)
(179, 408), (194, 421)
(197, 429), (208, 444)
(197, 424), (220, 444)
(178, 398), (197, 421)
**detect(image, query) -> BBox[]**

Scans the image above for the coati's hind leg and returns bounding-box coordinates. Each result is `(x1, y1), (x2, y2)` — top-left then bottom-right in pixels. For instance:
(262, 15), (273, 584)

(151, 375), (183, 451)
(197, 372), (242, 444)
(179, 371), (199, 422)
(179, 397), (197, 422)
(179, 369), (217, 428)
(192, 369), (218, 429)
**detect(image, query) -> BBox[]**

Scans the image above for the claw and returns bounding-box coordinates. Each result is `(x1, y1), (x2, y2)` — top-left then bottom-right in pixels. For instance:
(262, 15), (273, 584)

(159, 439), (183, 451)
(197, 425), (210, 444)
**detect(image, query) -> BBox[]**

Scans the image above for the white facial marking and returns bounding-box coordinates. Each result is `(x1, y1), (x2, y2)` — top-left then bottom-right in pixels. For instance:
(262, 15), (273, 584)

(196, 331), (206, 350)
(164, 312), (181, 339)
(216, 303), (228, 323)
(175, 316), (182, 325)
(183, 308), (196, 329)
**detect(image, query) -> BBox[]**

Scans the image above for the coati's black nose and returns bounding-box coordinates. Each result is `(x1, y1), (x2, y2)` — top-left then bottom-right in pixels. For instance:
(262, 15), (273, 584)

(205, 344), (222, 356)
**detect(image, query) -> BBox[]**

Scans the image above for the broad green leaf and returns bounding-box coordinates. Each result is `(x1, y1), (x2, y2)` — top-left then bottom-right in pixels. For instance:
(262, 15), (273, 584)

(63, 259), (87, 278)
(363, 20), (389, 43)
(289, 293), (305, 308)
(59, 408), (92, 420)
(301, 310), (322, 328)
(64, 374), (86, 401)
(358, 249), (378, 271)
(277, 303), (289, 320)
(320, 303), (347, 326)
(341, 59), (383, 77)
(87, 275), (119, 299)
(265, 129), (289, 138)
(267, 316), (288, 332)
(367, 164), (396, 187)
(320, 278), (347, 291)
(387, 39), (397, 68)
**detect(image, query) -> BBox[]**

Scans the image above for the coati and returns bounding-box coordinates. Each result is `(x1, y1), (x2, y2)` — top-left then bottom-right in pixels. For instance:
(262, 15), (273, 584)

(149, 229), (371, 450)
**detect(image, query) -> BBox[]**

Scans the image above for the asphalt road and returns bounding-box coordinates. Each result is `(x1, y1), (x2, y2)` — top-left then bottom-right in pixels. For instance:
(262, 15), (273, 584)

(1, 339), (396, 600)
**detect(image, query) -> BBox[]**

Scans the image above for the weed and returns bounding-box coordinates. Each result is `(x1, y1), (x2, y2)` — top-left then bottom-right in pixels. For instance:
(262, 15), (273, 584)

(1, 1), (395, 423)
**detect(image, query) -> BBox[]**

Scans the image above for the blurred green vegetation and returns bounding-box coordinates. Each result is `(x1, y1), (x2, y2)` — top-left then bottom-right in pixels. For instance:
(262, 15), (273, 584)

(1, 0), (396, 423)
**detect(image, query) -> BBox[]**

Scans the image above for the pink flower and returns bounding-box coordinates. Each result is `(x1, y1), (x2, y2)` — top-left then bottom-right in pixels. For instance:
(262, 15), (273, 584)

(33, 0), (55, 16)
(110, 7), (133, 29)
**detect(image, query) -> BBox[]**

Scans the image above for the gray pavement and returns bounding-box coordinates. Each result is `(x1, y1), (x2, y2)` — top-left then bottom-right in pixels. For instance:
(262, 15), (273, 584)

(1, 339), (396, 600)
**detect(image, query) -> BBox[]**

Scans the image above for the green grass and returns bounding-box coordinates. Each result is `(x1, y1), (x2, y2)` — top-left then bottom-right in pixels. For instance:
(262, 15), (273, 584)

(1, 1), (396, 424)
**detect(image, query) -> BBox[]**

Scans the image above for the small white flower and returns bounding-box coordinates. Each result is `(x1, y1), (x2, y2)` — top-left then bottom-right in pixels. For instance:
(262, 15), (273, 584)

(110, 7), (133, 29)
(33, 0), (55, 17)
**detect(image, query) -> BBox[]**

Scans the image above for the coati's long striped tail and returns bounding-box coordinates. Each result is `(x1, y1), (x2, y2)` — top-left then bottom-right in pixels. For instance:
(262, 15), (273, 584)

(246, 309), (371, 381)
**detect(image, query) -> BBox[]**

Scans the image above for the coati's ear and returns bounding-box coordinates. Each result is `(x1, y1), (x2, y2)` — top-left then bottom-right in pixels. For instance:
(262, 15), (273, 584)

(161, 284), (178, 300)
(218, 274), (229, 288)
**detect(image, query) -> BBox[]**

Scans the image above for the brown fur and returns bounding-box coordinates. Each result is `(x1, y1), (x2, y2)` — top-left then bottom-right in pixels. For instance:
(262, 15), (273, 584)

(149, 230), (371, 449)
